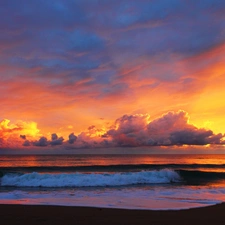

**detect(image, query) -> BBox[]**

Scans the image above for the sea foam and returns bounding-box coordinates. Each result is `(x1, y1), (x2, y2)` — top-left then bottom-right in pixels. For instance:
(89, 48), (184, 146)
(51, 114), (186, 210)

(0, 169), (181, 187)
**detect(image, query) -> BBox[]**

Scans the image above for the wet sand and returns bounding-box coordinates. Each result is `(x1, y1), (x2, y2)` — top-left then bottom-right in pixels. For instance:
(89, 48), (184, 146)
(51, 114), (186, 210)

(0, 203), (225, 225)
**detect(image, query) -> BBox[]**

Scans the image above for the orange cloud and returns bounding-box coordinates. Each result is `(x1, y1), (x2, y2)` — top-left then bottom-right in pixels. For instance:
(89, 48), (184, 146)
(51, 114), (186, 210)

(1, 110), (223, 150)
(0, 119), (40, 148)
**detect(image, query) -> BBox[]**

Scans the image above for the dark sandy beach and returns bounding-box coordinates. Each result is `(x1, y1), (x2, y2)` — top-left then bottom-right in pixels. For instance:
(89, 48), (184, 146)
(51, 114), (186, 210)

(0, 203), (225, 225)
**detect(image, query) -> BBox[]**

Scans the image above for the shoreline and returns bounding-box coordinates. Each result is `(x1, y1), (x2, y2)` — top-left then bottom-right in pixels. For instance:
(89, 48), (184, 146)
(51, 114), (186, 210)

(0, 203), (225, 225)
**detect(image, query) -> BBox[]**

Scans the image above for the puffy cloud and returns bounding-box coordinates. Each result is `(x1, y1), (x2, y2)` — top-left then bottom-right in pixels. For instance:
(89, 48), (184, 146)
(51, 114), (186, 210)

(147, 111), (190, 134)
(19, 133), (65, 147)
(33, 137), (48, 147)
(50, 133), (64, 146)
(65, 125), (108, 148)
(32, 133), (64, 147)
(106, 111), (224, 147)
(68, 133), (77, 144)
(115, 114), (150, 134)
(1, 111), (224, 150)
(106, 114), (150, 147)
(0, 119), (40, 148)
(51, 133), (58, 141)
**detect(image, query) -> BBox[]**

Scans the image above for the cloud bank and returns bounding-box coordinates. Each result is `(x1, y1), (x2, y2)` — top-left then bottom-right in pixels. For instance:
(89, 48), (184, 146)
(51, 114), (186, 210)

(1, 111), (224, 150)
(106, 111), (224, 147)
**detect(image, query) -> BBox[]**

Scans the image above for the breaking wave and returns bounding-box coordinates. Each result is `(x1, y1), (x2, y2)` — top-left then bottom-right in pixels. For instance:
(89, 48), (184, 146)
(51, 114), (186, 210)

(0, 169), (181, 187)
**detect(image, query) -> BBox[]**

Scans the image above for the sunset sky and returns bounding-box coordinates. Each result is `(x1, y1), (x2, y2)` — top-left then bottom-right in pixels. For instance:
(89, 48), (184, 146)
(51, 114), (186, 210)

(1, 0), (225, 153)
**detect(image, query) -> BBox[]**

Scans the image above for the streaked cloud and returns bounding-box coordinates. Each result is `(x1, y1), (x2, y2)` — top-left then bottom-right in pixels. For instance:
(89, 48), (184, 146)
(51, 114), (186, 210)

(1, 0), (225, 151)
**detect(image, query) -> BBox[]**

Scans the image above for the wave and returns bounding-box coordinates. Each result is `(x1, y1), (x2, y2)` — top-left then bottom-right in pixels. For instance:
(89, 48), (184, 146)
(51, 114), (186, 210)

(0, 169), (181, 187)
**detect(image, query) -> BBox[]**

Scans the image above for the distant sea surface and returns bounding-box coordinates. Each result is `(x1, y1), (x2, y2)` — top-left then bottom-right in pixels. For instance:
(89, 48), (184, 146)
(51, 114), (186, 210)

(1, 154), (225, 210)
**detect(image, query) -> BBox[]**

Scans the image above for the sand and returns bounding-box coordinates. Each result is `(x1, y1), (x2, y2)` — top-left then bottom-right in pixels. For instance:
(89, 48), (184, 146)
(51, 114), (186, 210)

(0, 203), (225, 225)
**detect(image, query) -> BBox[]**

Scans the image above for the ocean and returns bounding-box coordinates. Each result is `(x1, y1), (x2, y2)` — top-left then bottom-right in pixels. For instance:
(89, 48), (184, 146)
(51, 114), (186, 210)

(1, 154), (225, 210)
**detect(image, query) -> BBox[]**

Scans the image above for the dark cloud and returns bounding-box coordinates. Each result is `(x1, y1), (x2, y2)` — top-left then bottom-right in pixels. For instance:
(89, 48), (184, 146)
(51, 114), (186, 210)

(33, 137), (48, 147)
(1, 0), (225, 96)
(68, 133), (77, 144)
(0, 0), (86, 31)
(20, 135), (26, 140)
(169, 129), (222, 145)
(23, 133), (64, 147)
(51, 133), (58, 141)
(23, 140), (31, 146)
(50, 133), (64, 145)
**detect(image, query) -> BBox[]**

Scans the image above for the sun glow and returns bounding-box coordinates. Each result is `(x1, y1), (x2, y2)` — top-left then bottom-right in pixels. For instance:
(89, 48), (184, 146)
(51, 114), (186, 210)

(0, 119), (40, 140)
(19, 121), (40, 138)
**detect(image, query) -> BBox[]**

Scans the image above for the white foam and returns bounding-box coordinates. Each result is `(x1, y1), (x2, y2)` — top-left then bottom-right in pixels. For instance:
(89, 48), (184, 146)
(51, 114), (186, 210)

(1, 169), (181, 187)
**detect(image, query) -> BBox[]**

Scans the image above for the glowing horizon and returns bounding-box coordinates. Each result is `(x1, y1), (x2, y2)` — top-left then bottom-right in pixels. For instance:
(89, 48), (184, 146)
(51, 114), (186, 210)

(1, 110), (224, 150)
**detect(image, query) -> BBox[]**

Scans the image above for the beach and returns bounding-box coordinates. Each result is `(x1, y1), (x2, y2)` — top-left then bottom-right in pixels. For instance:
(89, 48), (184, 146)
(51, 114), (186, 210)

(0, 203), (225, 225)
(1, 155), (225, 211)
(1, 154), (225, 224)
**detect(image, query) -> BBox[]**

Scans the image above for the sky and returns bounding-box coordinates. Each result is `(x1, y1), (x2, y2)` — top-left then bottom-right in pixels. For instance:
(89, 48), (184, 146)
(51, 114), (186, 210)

(1, 0), (225, 153)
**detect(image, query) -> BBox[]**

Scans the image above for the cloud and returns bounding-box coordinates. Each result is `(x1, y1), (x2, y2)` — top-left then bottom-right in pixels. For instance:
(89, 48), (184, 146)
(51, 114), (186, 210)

(50, 133), (64, 145)
(68, 133), (77, 144)
(51, 133), (58, 141)
(74, 126), (107, 148)
(33, 137), (48, 147)
(169, 129), (222, 145)
(106, 114), (150, 147)
(0, 0), (86, 32)
(32, 133), (64, 147)
(0, 119), (40, 148)
(69, 30), (104, 53)
(147, 111), (190, 135)
(106, 111), (224, 147)
(146, 111), (224, 146)
(0, 119), (22, 134)
(23, 140), (31, 146)
(1, 110), (224, 150)
(20, 135), (26, 140)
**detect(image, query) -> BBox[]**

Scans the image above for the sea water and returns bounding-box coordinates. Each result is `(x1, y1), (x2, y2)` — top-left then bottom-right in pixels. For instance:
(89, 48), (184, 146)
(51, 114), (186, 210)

(1, 154), (225, 210)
